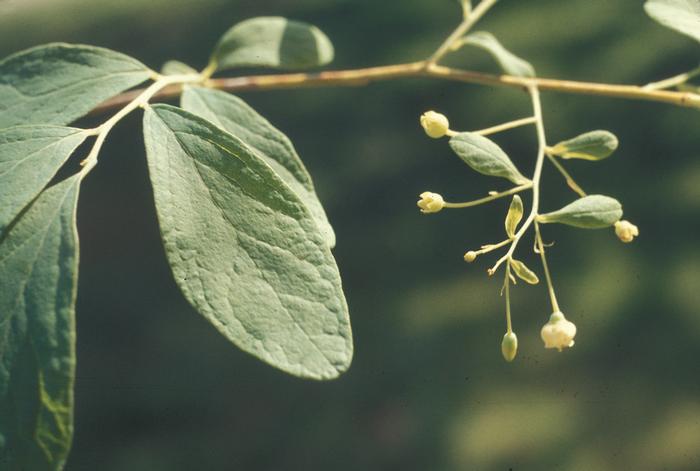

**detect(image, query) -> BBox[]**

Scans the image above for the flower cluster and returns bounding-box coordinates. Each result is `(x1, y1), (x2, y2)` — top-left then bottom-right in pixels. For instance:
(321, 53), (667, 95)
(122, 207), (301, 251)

(415, 101), (633, 362)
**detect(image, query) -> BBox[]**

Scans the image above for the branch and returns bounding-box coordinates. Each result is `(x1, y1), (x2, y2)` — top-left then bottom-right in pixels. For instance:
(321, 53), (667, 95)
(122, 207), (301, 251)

(88, 61), (700, 117)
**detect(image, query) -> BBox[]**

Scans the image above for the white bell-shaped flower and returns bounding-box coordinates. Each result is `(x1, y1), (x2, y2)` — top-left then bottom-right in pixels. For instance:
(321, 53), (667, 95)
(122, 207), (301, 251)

(540, 311), (577, 352)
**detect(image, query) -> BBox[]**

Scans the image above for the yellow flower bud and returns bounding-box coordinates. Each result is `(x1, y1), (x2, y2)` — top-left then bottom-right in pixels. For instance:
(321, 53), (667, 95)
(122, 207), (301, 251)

(540, 311), (577, 352)
(417, 191), (444, 213)
(501, 332), (518, 362)
(614, 220), (639, 243)
(420, 110), (450, 138)
(464, 250), (477, 263)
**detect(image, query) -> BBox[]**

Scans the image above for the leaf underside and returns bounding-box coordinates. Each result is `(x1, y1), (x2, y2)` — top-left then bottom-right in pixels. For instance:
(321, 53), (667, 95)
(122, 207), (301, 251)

(0, 43), (151, 128)
(143, 104), (352, 380)
(550, 130), (618, 161)
(160, 60), (197, 76)
(0, 176), (81, 471)
(449, 132), (529, 185)
(539, 194), (623, 228)
(0, 125), (87, 233)
(181, 86), (335, 247)
(645, 0), (700, 43)
(461, 31), (535, 78)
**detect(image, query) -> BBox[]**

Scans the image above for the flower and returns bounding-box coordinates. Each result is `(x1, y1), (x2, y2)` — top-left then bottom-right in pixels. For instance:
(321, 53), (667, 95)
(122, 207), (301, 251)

(420, 110), (450, 138)
(540, 311), (577, 351)
(614, 220), (639, 243)
(417, 191), (444, 213)
(464, 250), (478, 263)
(501, 332), (518, 362)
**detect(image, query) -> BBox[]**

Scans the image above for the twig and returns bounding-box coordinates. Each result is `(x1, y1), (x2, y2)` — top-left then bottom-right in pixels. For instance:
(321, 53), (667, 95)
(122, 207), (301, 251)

(88, 61), (700, 117)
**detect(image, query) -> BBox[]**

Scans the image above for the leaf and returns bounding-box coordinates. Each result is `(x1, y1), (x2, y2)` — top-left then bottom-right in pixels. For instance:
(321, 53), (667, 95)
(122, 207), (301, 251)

(645, 0), (700, 43)
(460, 31), (535, 78)
(181, 86), (335, 247)
(449, 132), (530, 184)
(0, 175), (81, 470)
(549, 130), (618, 161)
(0, 126), (88, 233)
(0, 43), (151, 128)
(160, 60), (198, 76)
(504, 194), (524, 238)
(142, 104), (352, 379)
(538, 194), (622, 229)
(210, 16), (334, 72)
(510, 259), (539, 285)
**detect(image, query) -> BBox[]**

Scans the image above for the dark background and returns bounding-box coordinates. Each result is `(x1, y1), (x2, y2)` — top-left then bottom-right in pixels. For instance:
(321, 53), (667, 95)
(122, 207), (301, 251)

(2, 0), (700, 469)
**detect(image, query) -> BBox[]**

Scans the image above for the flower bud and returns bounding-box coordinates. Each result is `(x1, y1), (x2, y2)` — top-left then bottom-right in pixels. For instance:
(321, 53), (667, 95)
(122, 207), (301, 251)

(420, 111), (450, 138)
(614, 220), (639, 243)
(464, 250), (477, 263)
(417, 191), (445, 213)
(540, 311), (577, 352)
(501, 332), (518, 362)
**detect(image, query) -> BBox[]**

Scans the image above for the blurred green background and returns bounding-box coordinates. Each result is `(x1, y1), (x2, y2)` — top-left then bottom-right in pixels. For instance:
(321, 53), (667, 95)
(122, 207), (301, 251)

(2, 0), (700, 469)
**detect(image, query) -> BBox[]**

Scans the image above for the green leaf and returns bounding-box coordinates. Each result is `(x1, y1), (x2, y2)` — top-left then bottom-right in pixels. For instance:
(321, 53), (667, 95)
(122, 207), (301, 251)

(210, 16), (334, 72)
(0, 43), (151, 128)
(0, 126), (88, 233)
(510, 259), (539, 285)
(538, 194), (622, 228)
(142, 104), (352, 379)
(460, 31), (535, 78)
(0, 175), (81, 470)
(645, 0), (700, 43)
(549, 130), (618, 161)
(160, 60), (197, 76)
(449, 132), (530, 185)
(181, 86), (335, 247)
(504, 194), (524, 238)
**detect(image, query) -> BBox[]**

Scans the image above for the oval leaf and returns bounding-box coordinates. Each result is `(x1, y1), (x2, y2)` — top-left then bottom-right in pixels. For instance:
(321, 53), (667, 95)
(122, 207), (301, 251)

(449, 132), (530, 184)
(549, 130), (618, 161)
(538, 194), (622, 228)
(0, 126), (88, 233)
(510, 259), (539, 285)
(461, 31), (535, 78)
(0, 43), (151, 128)
(0, 175), (81, 470)
(645, 0), (700, 43)
(210, 16), (334, 72)
(504, 194), (524, 238)
(142, 104), (352, 380)
(181, 86), (335, 247)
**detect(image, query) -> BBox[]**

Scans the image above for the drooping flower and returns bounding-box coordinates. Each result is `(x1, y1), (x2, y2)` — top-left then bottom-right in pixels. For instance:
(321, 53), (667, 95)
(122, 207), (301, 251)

(614, 220), (639, 243)
(540, 311), (577, 351)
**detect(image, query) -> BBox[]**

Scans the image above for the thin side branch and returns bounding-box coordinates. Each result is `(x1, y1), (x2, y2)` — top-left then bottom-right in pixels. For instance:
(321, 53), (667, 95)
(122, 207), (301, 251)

(89, 61), (700, 117)
(443, 182), (532, 208)
(427, 0), (500, 65)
